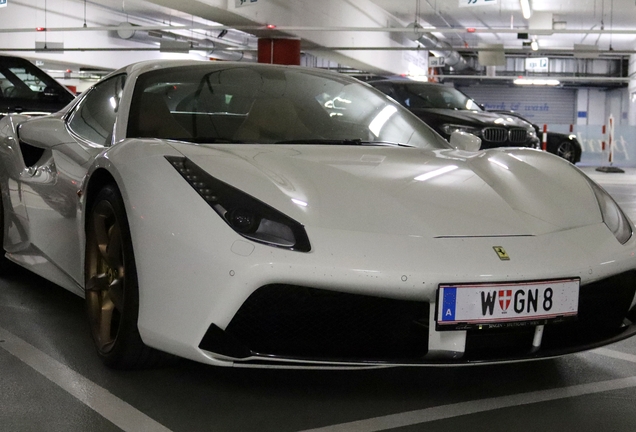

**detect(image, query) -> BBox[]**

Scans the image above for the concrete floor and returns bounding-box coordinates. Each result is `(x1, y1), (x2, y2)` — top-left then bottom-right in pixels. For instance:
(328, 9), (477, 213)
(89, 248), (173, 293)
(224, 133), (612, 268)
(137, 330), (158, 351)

(1, 166), (636, 432)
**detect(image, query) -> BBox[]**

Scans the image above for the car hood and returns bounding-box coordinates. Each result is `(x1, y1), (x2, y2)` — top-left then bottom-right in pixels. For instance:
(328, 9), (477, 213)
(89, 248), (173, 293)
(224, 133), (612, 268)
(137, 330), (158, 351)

(168, 143), (600, 237)
(411, 109), (533, 129)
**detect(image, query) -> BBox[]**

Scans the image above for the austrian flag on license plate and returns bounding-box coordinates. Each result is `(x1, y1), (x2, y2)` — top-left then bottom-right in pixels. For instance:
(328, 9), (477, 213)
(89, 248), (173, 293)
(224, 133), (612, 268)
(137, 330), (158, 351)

(436, 279), (580, 330)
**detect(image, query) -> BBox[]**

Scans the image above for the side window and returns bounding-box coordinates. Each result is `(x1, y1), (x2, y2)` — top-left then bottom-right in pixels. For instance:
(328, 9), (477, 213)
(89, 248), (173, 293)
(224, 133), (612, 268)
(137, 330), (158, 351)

(0, 62), (73, 103)
(68, 74), (126, 146)
(0, 68), (39, 100)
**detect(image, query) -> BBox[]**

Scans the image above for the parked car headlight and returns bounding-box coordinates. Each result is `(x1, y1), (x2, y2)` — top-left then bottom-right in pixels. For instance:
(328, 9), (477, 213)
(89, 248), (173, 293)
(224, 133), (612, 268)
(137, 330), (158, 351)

(586, 178), (632, 244)
(440, 124), (482, 137)
(166, 156), (311, 252)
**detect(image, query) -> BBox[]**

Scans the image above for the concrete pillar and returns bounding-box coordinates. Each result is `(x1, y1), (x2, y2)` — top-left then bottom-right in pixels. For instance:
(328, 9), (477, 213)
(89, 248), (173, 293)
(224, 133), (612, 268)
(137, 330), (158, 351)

(257, 38), (301, 65)
(576, 89), (589, 126)
(628, 54), (636, 126)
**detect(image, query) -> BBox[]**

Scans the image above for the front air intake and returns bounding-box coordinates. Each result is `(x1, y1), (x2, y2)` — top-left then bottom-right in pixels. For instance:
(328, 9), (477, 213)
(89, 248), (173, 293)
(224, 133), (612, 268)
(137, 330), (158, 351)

(224, 284), (430, 361)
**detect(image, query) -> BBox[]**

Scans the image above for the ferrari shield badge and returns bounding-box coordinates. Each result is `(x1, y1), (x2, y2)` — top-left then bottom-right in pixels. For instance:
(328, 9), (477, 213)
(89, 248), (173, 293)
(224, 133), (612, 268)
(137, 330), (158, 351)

(493, 246), (510, 261)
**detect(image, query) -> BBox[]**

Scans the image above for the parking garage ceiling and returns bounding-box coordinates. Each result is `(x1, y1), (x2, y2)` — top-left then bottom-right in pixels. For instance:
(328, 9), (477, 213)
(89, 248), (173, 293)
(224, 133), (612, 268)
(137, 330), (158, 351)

(0, 0), (635, 77)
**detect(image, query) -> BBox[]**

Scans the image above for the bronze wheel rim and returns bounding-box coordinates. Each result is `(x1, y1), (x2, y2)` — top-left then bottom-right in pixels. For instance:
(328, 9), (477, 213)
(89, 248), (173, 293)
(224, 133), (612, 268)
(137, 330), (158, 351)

(86, 199), (125, 354)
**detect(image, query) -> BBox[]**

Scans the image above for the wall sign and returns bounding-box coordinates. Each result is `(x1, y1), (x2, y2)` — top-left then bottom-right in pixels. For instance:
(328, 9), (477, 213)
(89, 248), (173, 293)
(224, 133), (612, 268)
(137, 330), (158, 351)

(525, 57), (549, 73)
(429, 57), (445, 68)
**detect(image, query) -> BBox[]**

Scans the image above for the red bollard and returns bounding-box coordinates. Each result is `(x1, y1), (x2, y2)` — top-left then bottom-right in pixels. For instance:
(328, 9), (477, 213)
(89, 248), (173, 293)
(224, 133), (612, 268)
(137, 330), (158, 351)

(601, 125), (606, 151)
(541, 124), (547, 151)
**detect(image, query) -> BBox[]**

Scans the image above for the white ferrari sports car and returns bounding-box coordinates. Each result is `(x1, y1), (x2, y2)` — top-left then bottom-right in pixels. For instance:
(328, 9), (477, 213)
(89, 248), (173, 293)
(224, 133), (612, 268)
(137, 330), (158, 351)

(1, 61), (635, 369)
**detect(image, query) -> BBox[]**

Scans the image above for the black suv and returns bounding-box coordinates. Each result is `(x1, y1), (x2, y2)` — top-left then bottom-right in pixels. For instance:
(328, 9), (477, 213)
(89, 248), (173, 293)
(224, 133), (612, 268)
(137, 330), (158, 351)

(488, 110), (581, 163)
(370, 80), (539, 150)
(0, 55), (75, 117)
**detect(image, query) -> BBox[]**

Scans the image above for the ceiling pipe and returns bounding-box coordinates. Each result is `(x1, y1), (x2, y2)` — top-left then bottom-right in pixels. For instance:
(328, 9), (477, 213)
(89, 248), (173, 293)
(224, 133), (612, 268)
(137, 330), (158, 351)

(106, 21), (253, 60)
(2, 25), (636, 36)
(406, 23), (471, 71)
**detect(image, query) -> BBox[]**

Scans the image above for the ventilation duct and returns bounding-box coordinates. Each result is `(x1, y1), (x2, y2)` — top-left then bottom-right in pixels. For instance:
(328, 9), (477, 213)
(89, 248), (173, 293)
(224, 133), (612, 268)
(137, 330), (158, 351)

(111, 22), (253, 61)
(406, 24), (471, 72)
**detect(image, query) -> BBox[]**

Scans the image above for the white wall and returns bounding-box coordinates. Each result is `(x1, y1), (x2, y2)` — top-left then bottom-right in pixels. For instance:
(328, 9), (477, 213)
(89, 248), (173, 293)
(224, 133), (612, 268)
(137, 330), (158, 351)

(575, 87), (630, 127)
(587, 89), (607, 125)
(606, 88), (628, 125)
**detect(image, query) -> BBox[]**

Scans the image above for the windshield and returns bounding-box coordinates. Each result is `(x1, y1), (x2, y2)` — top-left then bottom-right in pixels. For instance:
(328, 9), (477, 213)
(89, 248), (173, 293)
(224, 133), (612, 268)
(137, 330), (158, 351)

(389, 83), (482, 111)
(126, 65), (449, 150)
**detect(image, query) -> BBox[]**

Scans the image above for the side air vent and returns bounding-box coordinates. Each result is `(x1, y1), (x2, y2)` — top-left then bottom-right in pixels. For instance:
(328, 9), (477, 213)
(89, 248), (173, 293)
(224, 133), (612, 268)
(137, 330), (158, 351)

(18, 140), (45, 168)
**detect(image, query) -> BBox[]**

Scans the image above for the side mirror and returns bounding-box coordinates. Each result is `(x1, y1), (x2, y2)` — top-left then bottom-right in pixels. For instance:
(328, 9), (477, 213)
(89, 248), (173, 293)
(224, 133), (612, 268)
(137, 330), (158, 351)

(450, 131), (481, 151)
(17, 117), (66, 149)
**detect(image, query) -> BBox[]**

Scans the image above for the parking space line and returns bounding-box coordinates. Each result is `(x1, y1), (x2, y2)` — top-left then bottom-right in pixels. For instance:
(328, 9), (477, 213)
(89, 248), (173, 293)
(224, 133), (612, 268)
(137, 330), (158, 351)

(0, 327), (172, 432)
(298, 375), (636, 432)
(593, 347), (636, 364)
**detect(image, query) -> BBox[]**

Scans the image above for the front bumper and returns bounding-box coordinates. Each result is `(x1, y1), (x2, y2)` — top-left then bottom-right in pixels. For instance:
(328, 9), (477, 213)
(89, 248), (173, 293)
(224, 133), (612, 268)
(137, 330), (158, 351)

(199, 270), (636, 367)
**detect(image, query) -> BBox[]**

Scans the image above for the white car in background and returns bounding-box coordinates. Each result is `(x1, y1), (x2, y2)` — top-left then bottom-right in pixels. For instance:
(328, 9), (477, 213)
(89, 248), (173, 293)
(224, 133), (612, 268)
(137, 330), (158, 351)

(0, 61), (635, 369)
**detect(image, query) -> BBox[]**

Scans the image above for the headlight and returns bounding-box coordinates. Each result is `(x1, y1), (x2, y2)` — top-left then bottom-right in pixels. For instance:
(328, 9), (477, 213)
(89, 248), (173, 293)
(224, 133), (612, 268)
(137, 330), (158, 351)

(586, 178), (632, 244)
(166, 156), (311, 252)
(440, 124), (482, 137)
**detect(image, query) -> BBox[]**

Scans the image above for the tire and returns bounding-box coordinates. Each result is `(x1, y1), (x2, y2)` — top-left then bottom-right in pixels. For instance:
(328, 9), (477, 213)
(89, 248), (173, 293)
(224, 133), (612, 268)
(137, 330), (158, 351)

(555, 140), (579, 164)
(85, 184), (170, 369)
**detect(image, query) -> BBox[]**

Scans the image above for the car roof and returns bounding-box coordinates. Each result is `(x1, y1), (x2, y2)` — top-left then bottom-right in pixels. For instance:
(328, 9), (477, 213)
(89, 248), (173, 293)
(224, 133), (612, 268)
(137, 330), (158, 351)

(369, 79), (445, 87)
(107, 60), (347, 82)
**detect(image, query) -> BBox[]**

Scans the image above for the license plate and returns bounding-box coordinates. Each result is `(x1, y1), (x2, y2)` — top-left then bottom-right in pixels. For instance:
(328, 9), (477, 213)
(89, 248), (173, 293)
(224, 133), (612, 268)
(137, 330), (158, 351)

(436, 278), (579, 331)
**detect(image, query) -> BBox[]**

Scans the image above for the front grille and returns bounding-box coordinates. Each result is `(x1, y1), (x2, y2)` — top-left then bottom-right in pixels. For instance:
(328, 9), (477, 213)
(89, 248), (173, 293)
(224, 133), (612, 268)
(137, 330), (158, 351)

(463, 271), (636, 361)
(225, 285), (430, 361)
(542, 271), (636, 348)
(465, 327), (536, 360)
(482, 127), (507, 142)
(209, 272), (635, 364)
(508, 128), (528, 143)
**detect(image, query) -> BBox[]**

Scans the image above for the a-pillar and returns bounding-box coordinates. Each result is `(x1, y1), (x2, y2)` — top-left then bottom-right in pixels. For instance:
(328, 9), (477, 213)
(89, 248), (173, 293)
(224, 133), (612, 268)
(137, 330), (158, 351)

(257, 38), (301, 65)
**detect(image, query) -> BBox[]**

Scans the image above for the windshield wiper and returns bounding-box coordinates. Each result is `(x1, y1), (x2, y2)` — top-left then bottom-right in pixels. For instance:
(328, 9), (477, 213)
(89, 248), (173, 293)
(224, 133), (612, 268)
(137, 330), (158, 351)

(177, 137), (245, 144)
(274, 139), (413, 147)
(274, 139), (364, 145)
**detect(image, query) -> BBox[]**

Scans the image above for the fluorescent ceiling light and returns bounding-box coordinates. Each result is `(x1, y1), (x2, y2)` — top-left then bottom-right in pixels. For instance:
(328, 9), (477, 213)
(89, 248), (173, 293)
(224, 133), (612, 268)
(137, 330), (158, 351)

(514, 78), (560, 86)
(520, 0), (532, 19)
